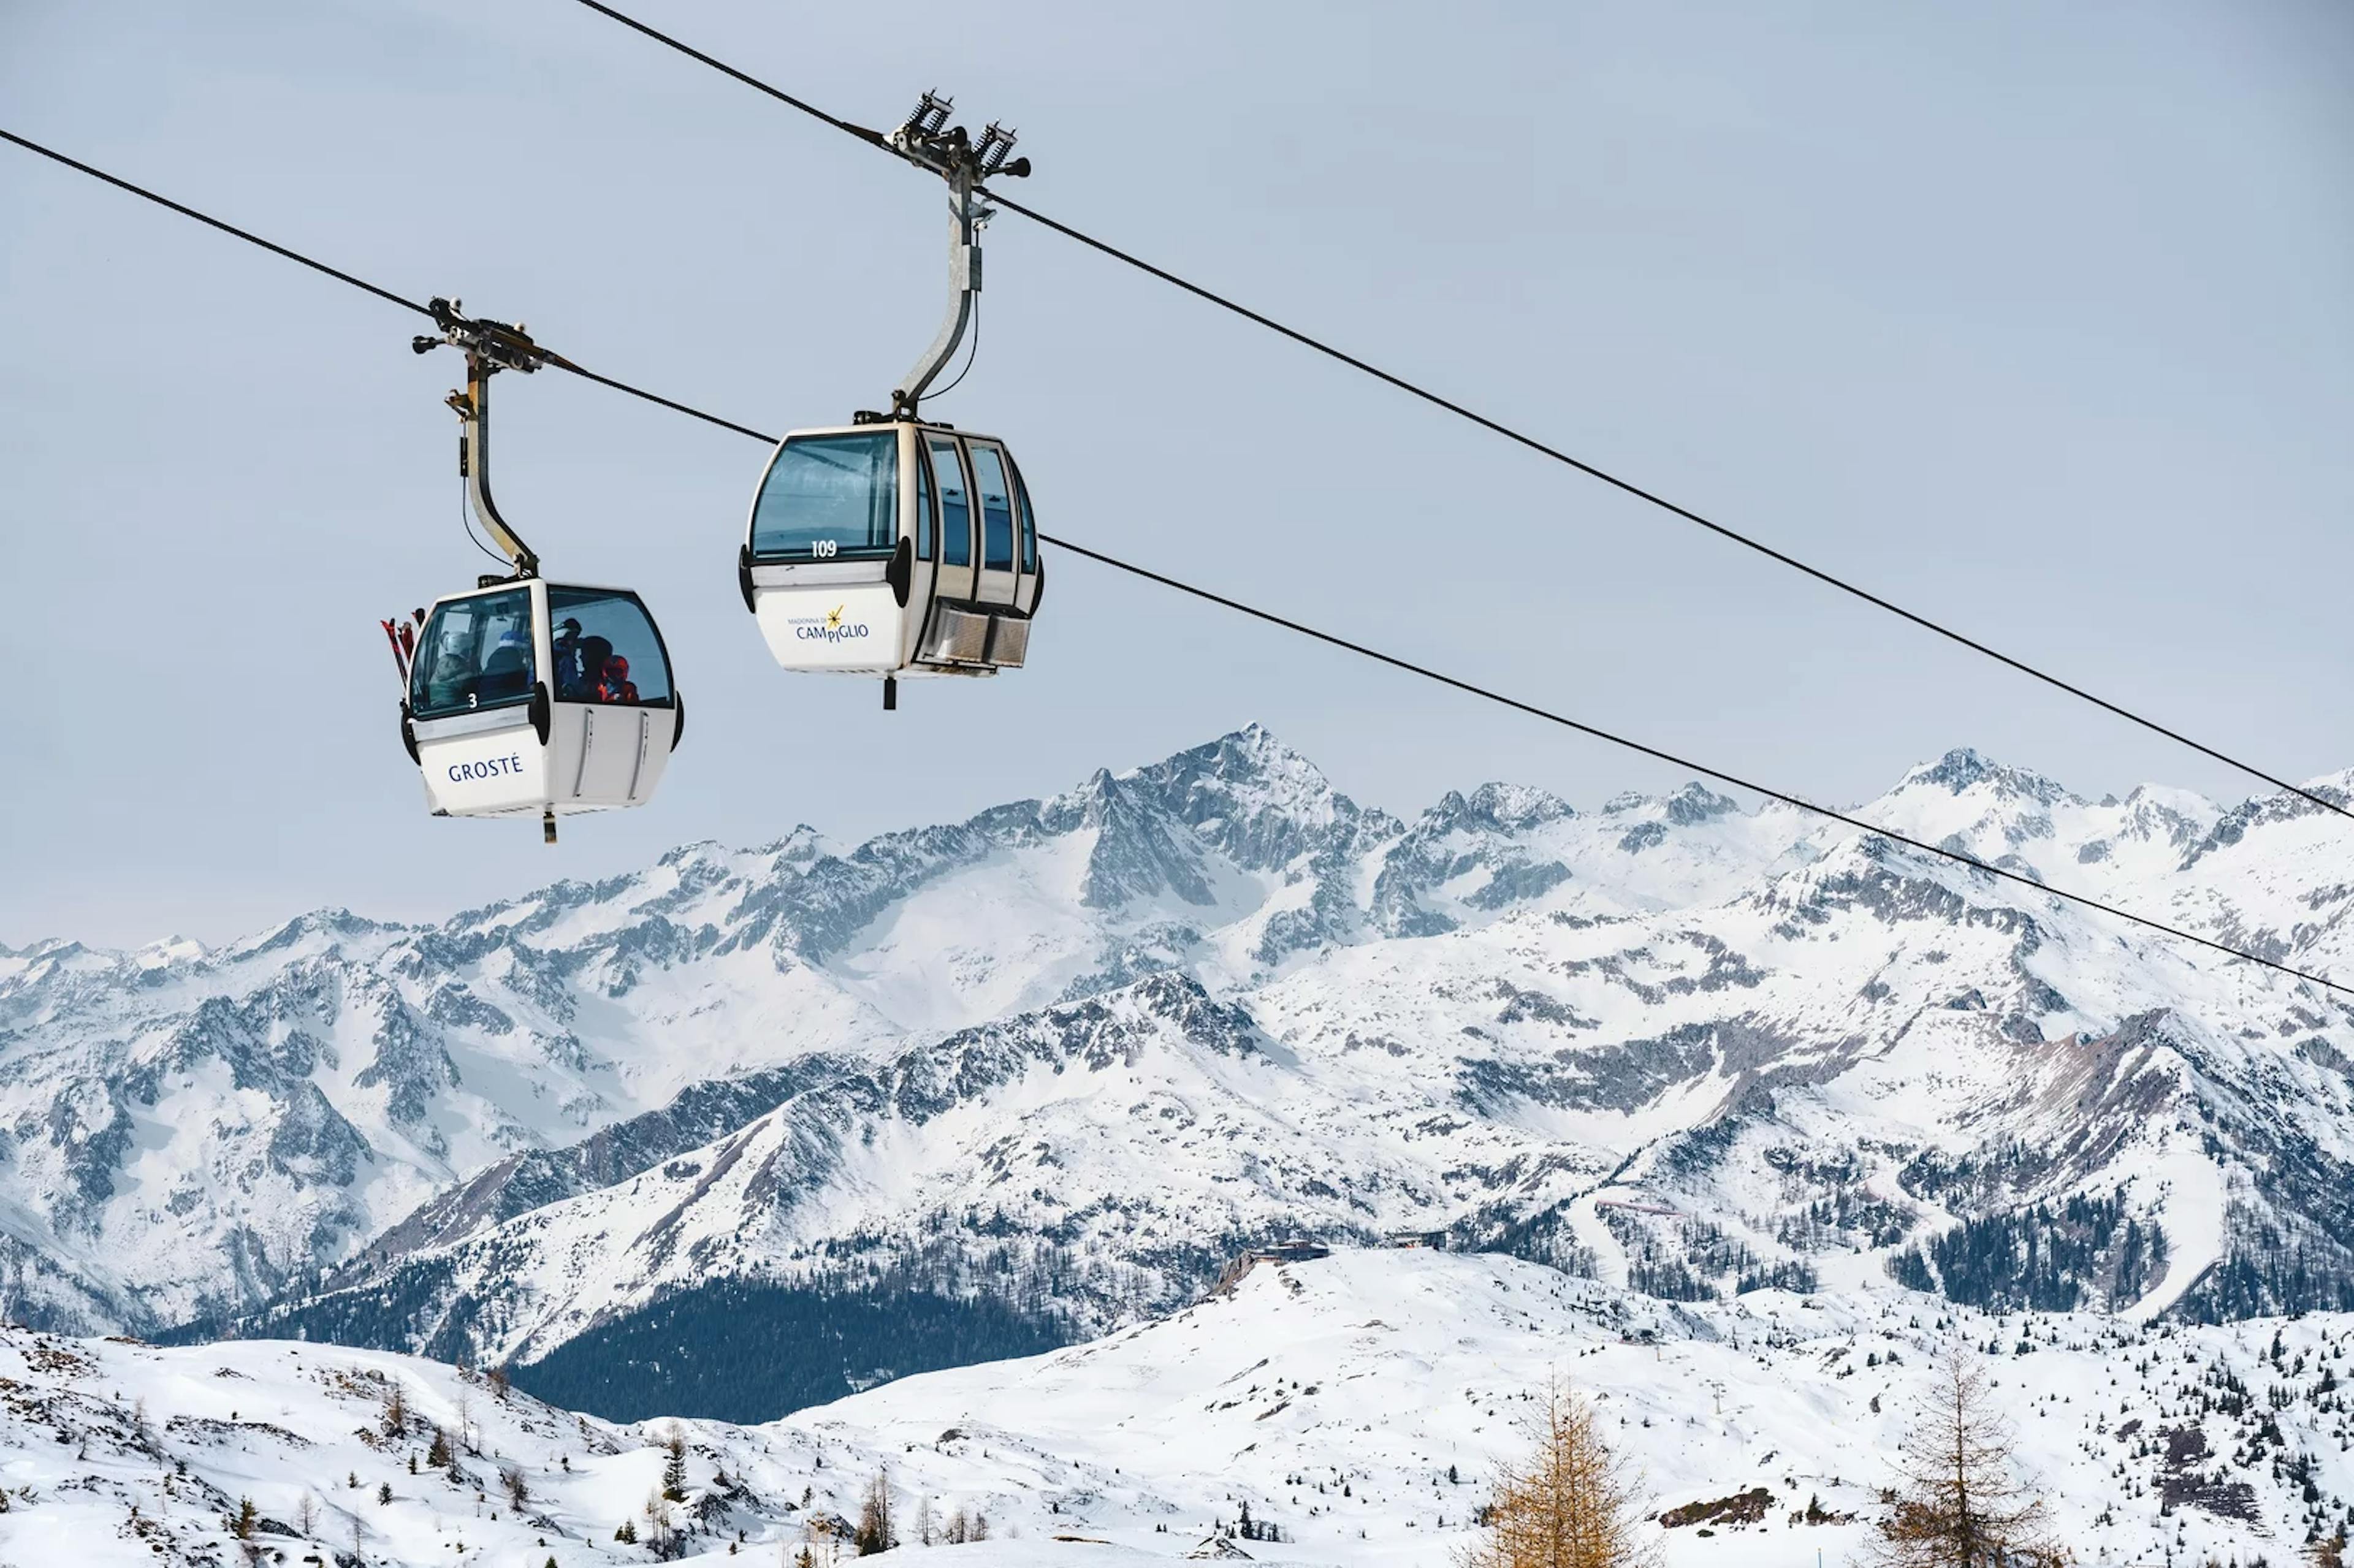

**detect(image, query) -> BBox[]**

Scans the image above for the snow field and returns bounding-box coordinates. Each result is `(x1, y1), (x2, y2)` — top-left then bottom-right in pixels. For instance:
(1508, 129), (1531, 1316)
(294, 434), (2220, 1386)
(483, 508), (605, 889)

(9, 1249), (2354, 1567)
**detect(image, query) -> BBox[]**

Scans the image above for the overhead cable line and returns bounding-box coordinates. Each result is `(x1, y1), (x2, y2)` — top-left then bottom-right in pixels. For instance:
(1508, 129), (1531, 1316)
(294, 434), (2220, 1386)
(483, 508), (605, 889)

(4, 124), (2346, 999)
(563, 0), (2354, 828)
(0, 128), (436, 320)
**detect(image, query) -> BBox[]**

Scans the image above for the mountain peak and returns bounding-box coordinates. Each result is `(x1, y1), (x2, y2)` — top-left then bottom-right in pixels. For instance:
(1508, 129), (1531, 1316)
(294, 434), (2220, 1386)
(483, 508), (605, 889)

(1193, 723), (1322, 785)
(1900, 747), (2073, 806)
(1462, 780), (1572, 828)
(1663, 782), (1739, 826)
(1122, 726), (1371, 869)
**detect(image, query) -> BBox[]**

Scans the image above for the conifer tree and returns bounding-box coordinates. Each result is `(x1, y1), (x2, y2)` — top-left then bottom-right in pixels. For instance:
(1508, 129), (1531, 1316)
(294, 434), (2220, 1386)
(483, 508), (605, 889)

(1870, 1339), (2061, 1567)
(662, 1424), (690, 1502)
(1457, 1374), (1652, 1568)
(855, 1469), (896, 1555)
(643, 1486), (681, 1559)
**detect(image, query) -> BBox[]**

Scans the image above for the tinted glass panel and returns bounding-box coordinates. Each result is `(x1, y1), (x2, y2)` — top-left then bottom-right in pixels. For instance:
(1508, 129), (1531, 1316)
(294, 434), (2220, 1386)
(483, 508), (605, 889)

(928, 438), (970, 568)
(971, 446), (1015, 571)
(915, 442), (935, 561)
(1012, 461), (1037, 573)
(548, 587), (673, 705)
(751, 432), (897, 560)
(409, 588), (536, 719)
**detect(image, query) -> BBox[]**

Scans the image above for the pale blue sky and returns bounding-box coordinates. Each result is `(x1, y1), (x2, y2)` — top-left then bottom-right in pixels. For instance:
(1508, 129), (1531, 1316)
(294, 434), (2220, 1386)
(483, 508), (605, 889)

(2, 0), (2348, 948)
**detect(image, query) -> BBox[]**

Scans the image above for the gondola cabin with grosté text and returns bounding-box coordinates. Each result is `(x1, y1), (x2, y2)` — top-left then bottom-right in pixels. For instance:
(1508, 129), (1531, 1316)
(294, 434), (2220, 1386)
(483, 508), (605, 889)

(387, 299), (683, 843)
(403, 576), (679, 824)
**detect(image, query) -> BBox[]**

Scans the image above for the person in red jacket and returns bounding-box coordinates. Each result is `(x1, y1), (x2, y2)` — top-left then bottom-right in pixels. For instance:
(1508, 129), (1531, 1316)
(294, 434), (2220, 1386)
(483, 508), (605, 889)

(598, 653), (639, 704)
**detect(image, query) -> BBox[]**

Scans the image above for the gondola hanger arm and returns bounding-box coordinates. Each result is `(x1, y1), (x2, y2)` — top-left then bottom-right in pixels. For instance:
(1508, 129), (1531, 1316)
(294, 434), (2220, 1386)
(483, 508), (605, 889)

(884, 93), (1030, 420)
(412, 297), (547, 578)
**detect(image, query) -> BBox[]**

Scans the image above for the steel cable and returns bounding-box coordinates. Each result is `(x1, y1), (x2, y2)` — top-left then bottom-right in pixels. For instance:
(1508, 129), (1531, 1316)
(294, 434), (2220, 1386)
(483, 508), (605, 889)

(5, 123), (2347, 996)
(559, 1), (2354, 827)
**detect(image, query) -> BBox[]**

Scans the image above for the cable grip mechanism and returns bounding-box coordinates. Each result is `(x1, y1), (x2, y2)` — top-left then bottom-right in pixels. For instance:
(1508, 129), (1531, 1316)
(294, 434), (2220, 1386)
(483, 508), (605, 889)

(411, 297), (547, 579)
(885, 93), (1031, 419)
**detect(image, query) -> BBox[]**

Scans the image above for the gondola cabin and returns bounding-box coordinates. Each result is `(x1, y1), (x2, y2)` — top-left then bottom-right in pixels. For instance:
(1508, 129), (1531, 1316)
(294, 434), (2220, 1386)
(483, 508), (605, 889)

(739, 420), (1041, 684)
(402, 579), (682, 821)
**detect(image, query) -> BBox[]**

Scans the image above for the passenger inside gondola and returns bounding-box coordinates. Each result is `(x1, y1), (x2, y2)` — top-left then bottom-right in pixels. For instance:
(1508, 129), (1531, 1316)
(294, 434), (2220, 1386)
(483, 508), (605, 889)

(552, 617), (587, 699)
(409, 587), (535, 718)
(572, 633), (612, 701)
(478, 629), (533, 703)
(546, 587), (672, 707)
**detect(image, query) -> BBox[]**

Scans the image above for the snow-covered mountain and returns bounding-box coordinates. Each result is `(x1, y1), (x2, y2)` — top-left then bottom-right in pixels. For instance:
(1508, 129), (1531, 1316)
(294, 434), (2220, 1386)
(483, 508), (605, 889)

(4, 1248), (2349, 1566)
(13, 726), (2354, 1417)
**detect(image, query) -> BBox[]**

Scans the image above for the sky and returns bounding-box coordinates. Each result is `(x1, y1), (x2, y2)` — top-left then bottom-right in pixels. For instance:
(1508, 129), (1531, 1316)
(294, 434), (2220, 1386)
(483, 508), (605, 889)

(1, 0), (2349, 950)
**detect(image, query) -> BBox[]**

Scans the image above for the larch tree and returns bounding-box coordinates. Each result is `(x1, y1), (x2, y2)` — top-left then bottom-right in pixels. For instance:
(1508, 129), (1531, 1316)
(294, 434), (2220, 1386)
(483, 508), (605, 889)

(1458, 1374), (1654, 1568)
(1872, 1338), (2063, 1567)
(855, 1469), (896, 1555)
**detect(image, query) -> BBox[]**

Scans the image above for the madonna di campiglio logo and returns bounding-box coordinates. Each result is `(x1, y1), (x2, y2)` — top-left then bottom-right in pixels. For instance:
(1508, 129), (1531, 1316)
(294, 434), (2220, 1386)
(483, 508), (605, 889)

(791, 604), (872, 642)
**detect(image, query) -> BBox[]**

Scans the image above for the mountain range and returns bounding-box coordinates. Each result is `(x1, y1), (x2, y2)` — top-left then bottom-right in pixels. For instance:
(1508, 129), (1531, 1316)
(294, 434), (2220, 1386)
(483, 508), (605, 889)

(9, 726), (2354, 1419)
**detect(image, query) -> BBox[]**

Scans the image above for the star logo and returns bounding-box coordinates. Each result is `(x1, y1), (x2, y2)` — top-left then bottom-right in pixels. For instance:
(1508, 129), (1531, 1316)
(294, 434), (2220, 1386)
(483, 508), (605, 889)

(826, 604), (845, 631)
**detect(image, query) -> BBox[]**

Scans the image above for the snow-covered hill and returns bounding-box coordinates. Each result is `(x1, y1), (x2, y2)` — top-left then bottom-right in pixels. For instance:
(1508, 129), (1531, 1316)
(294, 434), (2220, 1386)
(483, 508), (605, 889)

(15, 728), (2354, 1410)
(4, 1249), (2348, 1566)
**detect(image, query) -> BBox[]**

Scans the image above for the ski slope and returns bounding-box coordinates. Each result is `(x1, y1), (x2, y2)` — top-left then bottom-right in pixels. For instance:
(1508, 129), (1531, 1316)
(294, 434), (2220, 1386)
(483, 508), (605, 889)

(4, 1249), (2350, 1566)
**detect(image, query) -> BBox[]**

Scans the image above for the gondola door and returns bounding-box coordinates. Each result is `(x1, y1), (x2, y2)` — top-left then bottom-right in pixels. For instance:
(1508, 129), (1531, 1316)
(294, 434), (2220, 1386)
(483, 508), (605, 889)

(896, 424), (940, 668)
(1008, 451), (1042, 620)
(967, 440), (1021, 611)
(543, 584), (680, 811)
(916, 431), (991, 666)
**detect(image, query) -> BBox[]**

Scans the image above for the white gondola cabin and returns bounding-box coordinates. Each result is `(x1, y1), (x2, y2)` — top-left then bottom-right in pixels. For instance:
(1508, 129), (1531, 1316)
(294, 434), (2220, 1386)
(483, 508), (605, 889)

(402, 577), (682, 822)
(737, 419), (1041, 682)
(392, 300), (683, 840)
(736, 97), (1046, 706)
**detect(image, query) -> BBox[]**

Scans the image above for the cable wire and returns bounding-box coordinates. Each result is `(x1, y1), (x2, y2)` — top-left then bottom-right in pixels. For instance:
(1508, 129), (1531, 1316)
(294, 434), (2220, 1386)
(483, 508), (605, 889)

(0, 128), (436, 320)
(560, 1), (2354, 828)
(1038, 534), (2350, 995)
(5, 124), (2348, 998)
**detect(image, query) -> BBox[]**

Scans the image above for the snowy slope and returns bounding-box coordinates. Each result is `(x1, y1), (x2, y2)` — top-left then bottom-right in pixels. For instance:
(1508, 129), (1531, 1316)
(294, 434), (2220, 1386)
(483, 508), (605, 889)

(4, 1249), (2351, 1567)
(243, 747), (2354, 1398)
(0, 729), (1388, 1333)
(17, 728), (2354, 1372)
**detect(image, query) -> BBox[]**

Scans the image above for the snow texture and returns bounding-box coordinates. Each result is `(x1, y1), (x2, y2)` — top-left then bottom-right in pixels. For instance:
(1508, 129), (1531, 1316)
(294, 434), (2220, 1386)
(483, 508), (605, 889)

(0, 1248), (2348, 1566)
(10, 729), (2354, 1377)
